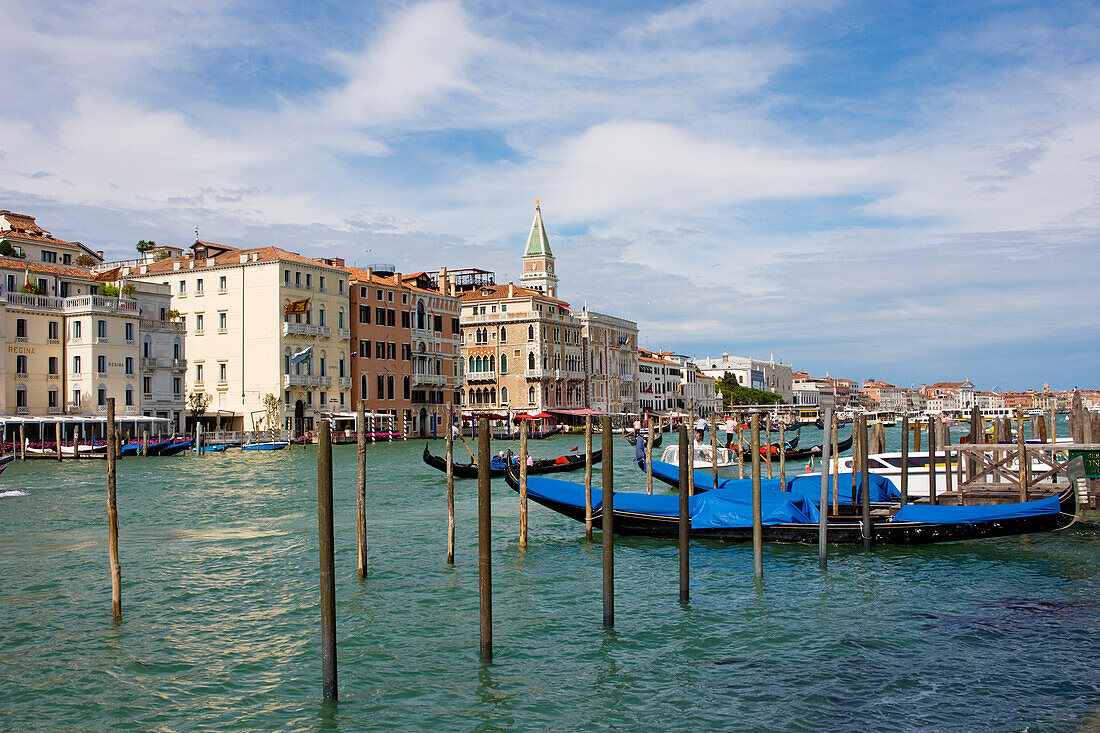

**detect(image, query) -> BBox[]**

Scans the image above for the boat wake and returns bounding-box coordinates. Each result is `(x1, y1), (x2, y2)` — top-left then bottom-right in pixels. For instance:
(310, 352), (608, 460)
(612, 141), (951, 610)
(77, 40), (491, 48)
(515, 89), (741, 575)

(0, 489), (29, 498)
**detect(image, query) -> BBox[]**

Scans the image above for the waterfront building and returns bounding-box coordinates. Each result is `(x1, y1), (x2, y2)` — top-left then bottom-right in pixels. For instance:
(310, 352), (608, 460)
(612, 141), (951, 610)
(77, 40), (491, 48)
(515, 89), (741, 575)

(659, 351), (722, 415)
(123, 241), (351, 434)
(347, 266), (461, 435)
(519, 202), (558, 298)
(921, 381), (977, 412)
(457, 281), (585, 414)
(637, 349), (682, 413)
(860, 379), (908, 412)
(1, 210), (104, 273)
(975, 391), (1004, 410)
(792, 372), (837, 411)
(696, 351), (793, 402)
(576, 308), (638, 415)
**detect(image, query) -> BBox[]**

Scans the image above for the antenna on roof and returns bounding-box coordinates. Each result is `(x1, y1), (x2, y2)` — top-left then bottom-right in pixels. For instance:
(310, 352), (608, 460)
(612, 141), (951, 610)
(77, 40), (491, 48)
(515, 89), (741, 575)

(194, 226), (199, 242)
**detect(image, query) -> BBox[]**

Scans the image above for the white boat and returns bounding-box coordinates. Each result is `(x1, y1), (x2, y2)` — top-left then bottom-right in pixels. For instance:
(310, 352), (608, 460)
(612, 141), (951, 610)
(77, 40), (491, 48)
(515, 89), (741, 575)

(660, 442), (740, 479)
(0, 454), (14, 475)
(25, 442), (107, 457)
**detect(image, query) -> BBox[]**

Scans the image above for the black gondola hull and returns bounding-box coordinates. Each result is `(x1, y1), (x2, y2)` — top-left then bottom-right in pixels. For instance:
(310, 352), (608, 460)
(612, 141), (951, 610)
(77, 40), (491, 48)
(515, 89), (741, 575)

(423, 443), (600, 478)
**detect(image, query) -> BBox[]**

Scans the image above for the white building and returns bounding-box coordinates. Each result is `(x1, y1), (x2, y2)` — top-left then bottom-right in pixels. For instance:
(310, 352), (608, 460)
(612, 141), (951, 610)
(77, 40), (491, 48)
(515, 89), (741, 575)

(696, 351), (793, 402)
(577, 308), (638, 415)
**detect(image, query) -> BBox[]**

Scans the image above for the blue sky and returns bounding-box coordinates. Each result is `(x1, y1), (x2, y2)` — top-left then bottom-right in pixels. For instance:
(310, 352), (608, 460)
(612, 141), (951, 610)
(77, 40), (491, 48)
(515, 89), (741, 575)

(1, 0), (1097, 390)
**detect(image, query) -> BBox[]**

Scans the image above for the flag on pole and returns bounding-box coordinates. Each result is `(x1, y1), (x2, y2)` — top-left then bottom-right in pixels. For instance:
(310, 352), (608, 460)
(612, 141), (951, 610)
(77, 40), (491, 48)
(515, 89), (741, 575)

(284, 297), (310, 315)
(290, 345), (313, 365)
(23, 265), (31, 289)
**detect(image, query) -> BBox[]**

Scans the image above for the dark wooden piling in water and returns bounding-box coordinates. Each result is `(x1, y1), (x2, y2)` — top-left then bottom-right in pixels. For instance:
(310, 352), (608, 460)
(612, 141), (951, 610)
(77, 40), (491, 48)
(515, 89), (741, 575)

(900, 414), (910, 506)
(106, 399), (121, 620)
(19, 424), (25, 461)
(316, 421), (337, 700)
(678, 425), (690, 602)
(602, 416), (615, 627)
(142, 430), (148, 457)
(943, 418), (953, 497)
(751, 413), (763, 580)
(765, 414), (773, 480)
(56, 423), (63, 462)
(1016, 406), (1029, 502)
(818, 408), (833, 568)
(519, 420), (528, 548)
(357, 403), (368, 577)
(778, 420), (786, 489)
(1038, 412), (1049, 443)
(445, 405), (456, 565)
(477, 418), (493, 661)
(860, 416), (871, 551)
(913, 421), (921, 452)
(737, 416), (745, 479)
(928, 416), (938, 505)
(584, 415), (594, 541)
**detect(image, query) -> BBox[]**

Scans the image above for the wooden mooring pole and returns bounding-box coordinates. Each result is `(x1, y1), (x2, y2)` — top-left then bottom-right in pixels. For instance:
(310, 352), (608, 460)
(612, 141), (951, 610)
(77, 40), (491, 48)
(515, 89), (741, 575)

(519, 420), (528, 548)
(645, 421), (654, 495)
(765, 414), (773, 480)
(445, 405), (455, 565)
(106, 399), (121, 620)
(142, 430), (148, 458)
(710, 412), (719, 487)
(356, 403), (368, 577)
(477, 418), (493, 661)
(1016, 406), (1029, 502)
(584, 415), (594, 541)
(601, 416), (614, 627)
(751, 413), (763, 580)
(316, 421), (337, 700)
(860, 415), (871, 552)
(900, 414), (910, 506)
(778, 420), (786, 489)
(831, 412), (839, 516)
(928, 416), (938, 505)
(818, 408), (833, 568)
(678, 424), (690, 602)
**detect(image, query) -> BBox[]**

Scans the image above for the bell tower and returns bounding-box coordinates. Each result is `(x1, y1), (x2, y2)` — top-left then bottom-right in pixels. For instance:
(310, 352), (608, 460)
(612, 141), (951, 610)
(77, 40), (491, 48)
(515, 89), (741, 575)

(520, 200), (558, 298)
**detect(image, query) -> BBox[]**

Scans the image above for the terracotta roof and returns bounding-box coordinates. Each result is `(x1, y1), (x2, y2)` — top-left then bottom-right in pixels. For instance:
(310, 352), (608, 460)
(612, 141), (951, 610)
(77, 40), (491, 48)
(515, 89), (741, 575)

(0, 255), (93, 279)
(345, 267), (458, 299)
(132, 245), (349, 275)
(92, 267), (121, 282)
(458, 282), (571, 307)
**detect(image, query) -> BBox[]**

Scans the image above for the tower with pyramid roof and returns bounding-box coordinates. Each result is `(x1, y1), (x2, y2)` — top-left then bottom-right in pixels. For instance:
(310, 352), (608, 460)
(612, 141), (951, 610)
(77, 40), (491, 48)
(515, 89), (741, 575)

(520, 201), (558, 298)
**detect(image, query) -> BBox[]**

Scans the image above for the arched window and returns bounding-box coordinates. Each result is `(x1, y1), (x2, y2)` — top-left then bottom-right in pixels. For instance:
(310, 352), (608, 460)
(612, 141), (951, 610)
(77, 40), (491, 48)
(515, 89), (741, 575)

(488, 355), (494, 372)
(528, 352), (535, 370)
(338, 309), (345, 329)
(125, 385), (134, 406)
(173, 337), (181, 359)
(501, 386), (508, 403)
(469, 356), (475, 372)
(361, 374), (368, 399)
(284, 347), (292, 374)
(499, 326), (506, 342)
(417, 301), (426, 330)
(318, 307), (326, 327)
(527, 325), (534, 341)
(490, 388), (496, 403)
(143, 336), (152, 358)
(499, 354), (507, 373)
(528, 386), (535, 404)
(15, 385), (27, 409)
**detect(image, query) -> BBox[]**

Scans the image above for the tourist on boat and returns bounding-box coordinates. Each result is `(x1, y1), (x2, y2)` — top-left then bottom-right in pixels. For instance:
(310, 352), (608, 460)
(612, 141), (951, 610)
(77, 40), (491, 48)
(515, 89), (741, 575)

(490, 451), (508, 470)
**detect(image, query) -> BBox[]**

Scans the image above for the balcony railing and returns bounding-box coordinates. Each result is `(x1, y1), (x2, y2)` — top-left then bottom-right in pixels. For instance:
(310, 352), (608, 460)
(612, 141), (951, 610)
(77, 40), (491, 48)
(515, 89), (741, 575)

(172, 358), (187, 371)
(412, 373), (447, 386)
(525, 368), (550, 378)
(338, 327), (350, 340)
(466, 370), (497, 382)
(338, 377), (353, 387)
(15, 373), (28, 380)
(140, 318), (184, 332)
(282, 322), (325, 337)
(141, 357), (158, 371)
(95, 336), (109, 344)
(16, 406), (29, 415)
(284, 374), (328, 388)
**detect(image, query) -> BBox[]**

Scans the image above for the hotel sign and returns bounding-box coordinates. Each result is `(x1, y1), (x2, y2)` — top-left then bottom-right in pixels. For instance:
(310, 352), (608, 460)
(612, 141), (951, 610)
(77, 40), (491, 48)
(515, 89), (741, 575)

(7, 344), (35, 354)
(1068, 450), (1100, 479)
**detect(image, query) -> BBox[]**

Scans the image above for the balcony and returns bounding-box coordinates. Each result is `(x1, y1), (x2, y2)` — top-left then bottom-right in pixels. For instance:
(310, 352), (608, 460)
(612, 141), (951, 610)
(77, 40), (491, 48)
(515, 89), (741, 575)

(283, 322), (323, 337)
(525, 368), (551, 378)
(284, 374), (324, 388)
(95, 371), (108, 380)
(47, 406), (62, 415)
(466, 370), (497, 382)
(412, 373), (447, 387)
(319, 326), (332, 338)
(69, 337), (84, 345)
(338, 327), (350, 341)
(15, 335), (28, 343)
(95, 336), (109, 344)
(16, 406), (29, 415)
(125, 339), (136, 347)
(141, 357), (158, 372)
(338, 377), (353, 388)
(47, 338), (60, 345)
(143, 392), (153, 402)
(65, 295), (140, 315)
(15, 372), (28, 380)
(140, 318), (184, 332)
(47, 373), (60, 380)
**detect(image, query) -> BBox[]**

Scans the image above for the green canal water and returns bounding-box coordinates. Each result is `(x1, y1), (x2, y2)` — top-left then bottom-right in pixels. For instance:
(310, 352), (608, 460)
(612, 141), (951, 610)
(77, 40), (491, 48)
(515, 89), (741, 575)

(1, 427), (1097, 732)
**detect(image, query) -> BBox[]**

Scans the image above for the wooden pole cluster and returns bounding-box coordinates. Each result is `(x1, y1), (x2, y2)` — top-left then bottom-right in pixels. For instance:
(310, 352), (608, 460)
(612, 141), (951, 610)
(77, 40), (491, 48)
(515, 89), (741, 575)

(737, 415), (744, 480)
(584, 415), (594, 541)
(765, 414), (773, 479)
(315, 421), (338, 700)
(818, 408), (833, 568)
(710, 412), (720, 487)
(601, 416), (614, 627)
(106, 398), (121, 620)
(928, 416), (938, 505)
(678, 425), (690, 602)
(750, 413), (763, 580)
(477, 418), (493, 661)
(778, 420), (786, 489)
(1016, 406), (1029, 502)
(357, 403), (368, 577)
(831, 412), (839, 516)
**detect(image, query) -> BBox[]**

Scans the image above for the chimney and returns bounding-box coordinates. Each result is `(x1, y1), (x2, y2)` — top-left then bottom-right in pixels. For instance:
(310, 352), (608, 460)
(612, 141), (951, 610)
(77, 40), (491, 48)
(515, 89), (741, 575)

(508, 283), (514, 298)
(173, 260), (181, 271)
(438, 267), (448, 296)
(365, 267), (372, 280)
(96, 250), (104, 258)
(239, 253), (248, 264)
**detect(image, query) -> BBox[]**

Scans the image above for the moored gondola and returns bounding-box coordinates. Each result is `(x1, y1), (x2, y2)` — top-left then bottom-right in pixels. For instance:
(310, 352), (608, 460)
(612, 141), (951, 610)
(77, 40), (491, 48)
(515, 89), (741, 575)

(625, 432), (662, 448)
(422, 443), (599, 478)
(504, 466), (1081, 545)
(783, 430), (854, 460)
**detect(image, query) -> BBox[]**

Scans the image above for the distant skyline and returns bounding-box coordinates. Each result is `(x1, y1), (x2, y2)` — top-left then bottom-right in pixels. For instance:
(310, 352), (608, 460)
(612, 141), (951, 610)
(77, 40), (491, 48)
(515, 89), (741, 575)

(2, 0), (1097, 391)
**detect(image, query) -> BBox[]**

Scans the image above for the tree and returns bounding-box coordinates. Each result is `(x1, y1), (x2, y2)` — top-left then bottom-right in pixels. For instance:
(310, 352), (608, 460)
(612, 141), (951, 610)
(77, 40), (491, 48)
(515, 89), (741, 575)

(153, 250), (172, 261)
(261, 393), (281, 438)
(120, 282), (136, 298)
(716, 372), (785, 408)
(75, 253), (95, 267)
(20, 281), (43, 295)
(136, 239), (156, 254)
(166, 308), (181, 320)
(187, 391), (212, 428)
(99, 284), (120, 298)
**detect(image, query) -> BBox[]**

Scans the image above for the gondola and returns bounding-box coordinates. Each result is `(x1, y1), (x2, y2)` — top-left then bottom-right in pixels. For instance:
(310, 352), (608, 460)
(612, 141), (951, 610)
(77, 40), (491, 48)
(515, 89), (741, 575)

(121, 437), (175, 456)
(625, 432), (663, 448)
(504, 466), (1081, 545)
(157, 438), (193, 456)
(489, 425), (565, 441)
(422, 443), (600, 478)
(242, 441), (289, 451)
(783, 430), (854, 460)
(0, 454), (14, 476)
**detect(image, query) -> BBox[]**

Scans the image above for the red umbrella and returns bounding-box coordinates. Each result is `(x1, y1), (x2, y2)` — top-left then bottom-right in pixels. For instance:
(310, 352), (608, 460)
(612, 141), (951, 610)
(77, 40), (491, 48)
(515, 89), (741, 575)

(516, 412), (553, 419)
